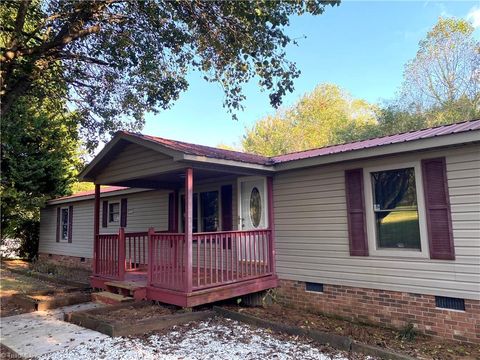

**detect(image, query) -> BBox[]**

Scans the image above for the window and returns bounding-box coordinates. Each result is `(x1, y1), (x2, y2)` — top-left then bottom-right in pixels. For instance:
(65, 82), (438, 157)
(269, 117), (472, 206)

(364, 162), (428, 257)
(371, 167), (421, 250)
(249, 187), (262, 228)
(109, 202), (120, 223)
(200, 191), (219, 232)
(61, 207), (69, 241)
(181, 191), (220, 233)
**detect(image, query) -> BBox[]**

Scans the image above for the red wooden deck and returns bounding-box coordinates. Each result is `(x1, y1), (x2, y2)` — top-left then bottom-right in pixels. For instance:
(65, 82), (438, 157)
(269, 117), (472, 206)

(91, 169), (277, 307)
(91, 229), (278, 307)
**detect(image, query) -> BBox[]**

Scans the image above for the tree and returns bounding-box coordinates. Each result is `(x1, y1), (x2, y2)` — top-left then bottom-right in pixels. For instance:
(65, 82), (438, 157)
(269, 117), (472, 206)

(398, 17), (479, 125)
(1, 92), (82, 259)
(242, 84), (379, 155)
(1, 0), (339, 150)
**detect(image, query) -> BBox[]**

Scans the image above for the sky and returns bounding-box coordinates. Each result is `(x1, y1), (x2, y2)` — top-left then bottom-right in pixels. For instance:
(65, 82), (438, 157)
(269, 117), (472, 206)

(141, 1), (480, 148)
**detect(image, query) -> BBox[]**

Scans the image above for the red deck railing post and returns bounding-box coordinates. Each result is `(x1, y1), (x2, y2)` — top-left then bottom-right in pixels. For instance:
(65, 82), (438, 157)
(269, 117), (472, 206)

(93, 184), (100, 275)
(185, 168), (193, 293)
(267, 176), (276, 275)
(147, 227), (155, 286)
(118, 227), (126, 280)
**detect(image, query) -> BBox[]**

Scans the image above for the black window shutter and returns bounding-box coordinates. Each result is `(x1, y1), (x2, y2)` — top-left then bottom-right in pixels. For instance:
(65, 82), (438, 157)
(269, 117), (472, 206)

(68, 206), (73, 243)
(120, 198), (128, 228)
(221, 185), (233, 231)
(102, 200), (108, 228)
(56, 207), (60, 242)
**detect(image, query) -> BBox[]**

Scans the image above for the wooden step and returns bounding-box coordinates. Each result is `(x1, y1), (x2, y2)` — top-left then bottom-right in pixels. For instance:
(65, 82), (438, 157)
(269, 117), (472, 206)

(92, 291), (133, 305)
(104, 281), (145, 291)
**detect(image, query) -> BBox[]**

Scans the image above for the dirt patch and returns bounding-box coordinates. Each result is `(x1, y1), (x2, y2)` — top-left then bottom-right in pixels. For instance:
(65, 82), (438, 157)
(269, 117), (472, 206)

(93, 303), (176, 323)
(0, 267), (59, 297)
(0, 267), (89, 317)
(225, 304), (479, 360)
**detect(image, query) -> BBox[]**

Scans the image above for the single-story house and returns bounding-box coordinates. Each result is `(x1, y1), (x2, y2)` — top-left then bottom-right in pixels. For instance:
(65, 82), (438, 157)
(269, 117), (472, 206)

(39, 119), (480, 343)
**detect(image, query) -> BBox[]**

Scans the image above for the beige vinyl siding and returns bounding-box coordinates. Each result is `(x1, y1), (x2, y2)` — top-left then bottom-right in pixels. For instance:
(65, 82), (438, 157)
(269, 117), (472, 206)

(39, 200), (94, 258)
(39, 178), (239, 261)
(95, 143), (184, 183)
(274, 144), (480, 300)
(39, 190), (170, 259)
(99, 190), (169, 234)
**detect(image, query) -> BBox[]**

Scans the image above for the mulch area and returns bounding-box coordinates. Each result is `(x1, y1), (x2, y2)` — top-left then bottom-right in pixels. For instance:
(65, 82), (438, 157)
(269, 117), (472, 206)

(93, 303), (177, 323)
(225, 304), (480, 360)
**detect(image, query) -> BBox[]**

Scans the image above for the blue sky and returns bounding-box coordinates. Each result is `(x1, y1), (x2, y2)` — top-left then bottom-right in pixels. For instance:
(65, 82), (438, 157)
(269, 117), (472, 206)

(142, 1), (480, 148)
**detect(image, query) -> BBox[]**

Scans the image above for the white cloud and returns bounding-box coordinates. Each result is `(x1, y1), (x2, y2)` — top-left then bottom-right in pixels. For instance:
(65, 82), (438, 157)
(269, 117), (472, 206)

(466, 6), (480, 29)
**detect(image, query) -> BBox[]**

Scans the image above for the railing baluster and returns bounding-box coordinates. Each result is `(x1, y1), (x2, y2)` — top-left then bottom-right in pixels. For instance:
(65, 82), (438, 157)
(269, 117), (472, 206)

(196, 236), (200, 287)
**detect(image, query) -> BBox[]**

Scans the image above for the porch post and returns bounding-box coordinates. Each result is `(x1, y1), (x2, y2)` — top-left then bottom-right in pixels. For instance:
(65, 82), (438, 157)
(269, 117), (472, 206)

(93, 184), (100, 274)
(267, 177), (276, 275)
(118, 227), (125, 280)
(185, 168), (193, 293)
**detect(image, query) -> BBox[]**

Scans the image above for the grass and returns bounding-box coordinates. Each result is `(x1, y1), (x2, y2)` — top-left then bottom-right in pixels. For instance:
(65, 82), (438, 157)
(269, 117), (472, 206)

(377, 210), (421, 249)
(0, 267), (58, 297)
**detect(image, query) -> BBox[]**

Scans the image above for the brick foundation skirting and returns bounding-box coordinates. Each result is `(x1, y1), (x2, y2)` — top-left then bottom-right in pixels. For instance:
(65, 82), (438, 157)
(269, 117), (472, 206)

(276, 279), (480, 344)
(38, 253), (93, 271)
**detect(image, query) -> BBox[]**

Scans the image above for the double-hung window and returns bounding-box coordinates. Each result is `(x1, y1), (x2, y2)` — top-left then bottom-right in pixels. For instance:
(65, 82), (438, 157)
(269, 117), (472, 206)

(364, 162), (429, 257)
(109, 202), (120, 223)
(60, 207), (69, 241)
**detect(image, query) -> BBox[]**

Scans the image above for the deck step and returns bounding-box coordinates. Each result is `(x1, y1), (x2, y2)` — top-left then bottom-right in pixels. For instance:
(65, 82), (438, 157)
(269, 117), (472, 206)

(104, 281), (145, 291)
(92, 291), (134, 305)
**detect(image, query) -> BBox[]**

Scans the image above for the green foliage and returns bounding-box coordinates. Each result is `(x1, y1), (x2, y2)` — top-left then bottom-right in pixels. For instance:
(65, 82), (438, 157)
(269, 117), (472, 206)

(1, 0), (339, 150)
(242, 84), (379, 155)
(1, 93), (82, 259)
(399, 17), (479, 119)
(242, 17), (479, 156)
(70, 182), (95, 194)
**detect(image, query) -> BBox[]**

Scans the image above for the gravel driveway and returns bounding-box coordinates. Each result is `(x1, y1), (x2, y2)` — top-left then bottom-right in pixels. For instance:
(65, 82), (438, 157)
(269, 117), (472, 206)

(35, 317), (359, 360)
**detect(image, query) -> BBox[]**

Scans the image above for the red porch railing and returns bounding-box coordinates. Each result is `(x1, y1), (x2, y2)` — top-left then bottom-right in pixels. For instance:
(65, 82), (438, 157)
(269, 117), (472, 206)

(95, 229), (124, 279)
(148, 231), (186, 291)
(147, 229), (273, 292)
(192, 230), (272, 290)
(125, 231), (148, 271)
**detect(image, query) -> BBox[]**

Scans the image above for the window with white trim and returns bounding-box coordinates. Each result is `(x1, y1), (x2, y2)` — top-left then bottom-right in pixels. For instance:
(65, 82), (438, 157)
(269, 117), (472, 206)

(109, 202), (120, 223)
(364, 162), (429, 257)
(60, 207), (69, 241)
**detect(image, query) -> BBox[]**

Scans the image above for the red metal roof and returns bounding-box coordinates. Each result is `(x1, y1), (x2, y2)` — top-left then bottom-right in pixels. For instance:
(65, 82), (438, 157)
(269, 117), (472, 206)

(53, 186), (128, 201)
(124, 132), (270, 165)
(126, 119), (480, 165)
(64, 119), (479, 202)
(271, 119), (480, 163)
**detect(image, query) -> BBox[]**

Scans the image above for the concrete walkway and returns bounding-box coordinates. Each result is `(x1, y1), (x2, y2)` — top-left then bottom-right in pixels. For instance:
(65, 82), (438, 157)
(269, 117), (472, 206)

(0, 302), (107, 358)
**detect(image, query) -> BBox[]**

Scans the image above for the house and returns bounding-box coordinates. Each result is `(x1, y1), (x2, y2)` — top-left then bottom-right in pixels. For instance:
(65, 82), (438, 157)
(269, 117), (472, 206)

(39, 119), (480, 343)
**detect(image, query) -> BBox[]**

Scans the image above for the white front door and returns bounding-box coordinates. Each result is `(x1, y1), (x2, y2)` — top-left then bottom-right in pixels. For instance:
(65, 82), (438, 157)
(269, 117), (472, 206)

(238, 177), (268, 262)
(238, 177), (268, 230)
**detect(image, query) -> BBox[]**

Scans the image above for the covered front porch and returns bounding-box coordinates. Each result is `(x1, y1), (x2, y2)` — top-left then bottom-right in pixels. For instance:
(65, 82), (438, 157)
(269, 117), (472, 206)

(81, 132), (277, 307)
